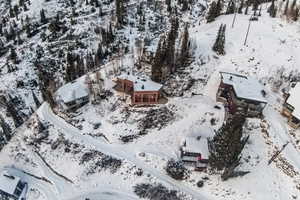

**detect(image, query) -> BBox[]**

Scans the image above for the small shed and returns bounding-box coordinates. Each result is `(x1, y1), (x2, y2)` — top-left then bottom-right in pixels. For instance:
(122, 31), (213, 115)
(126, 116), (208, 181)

(0, 170), (28, 200)
(180, 128), (214, 170)
(180, 136), (209, 162)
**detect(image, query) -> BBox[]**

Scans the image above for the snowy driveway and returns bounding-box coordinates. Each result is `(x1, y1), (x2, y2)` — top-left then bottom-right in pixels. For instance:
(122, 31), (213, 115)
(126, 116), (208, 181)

(38, 103), (211, 200)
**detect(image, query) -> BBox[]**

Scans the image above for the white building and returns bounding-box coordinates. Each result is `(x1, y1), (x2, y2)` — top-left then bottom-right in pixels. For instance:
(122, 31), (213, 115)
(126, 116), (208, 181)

(0, 170), (28, 200)
(56, 77), (89, 110)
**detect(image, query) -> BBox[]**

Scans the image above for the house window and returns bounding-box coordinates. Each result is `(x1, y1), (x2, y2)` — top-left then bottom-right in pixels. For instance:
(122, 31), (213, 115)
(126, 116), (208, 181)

(291, 116), (300, 125)
(284, 103), (294, 112)
(135, 94), (142, 103)
(14, 181), (25, 197)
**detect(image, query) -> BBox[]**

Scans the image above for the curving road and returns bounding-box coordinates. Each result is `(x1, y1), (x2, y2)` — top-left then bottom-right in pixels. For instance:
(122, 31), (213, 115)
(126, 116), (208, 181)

(38, 102), (210, 200)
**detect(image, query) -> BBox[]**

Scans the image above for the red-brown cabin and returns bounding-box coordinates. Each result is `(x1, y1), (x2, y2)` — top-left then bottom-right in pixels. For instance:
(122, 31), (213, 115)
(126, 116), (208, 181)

(114, 74), (163, 105)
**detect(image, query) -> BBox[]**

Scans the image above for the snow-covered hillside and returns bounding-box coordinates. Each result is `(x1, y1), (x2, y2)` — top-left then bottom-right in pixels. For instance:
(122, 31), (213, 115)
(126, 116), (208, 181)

(1, 0), (300, 199)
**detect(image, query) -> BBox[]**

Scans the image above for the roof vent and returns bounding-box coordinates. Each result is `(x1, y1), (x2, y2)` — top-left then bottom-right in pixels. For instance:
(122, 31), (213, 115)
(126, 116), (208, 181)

(229, 76), (233, 80)
(127, 72), (130, 75)
(141, 85), (145, 89)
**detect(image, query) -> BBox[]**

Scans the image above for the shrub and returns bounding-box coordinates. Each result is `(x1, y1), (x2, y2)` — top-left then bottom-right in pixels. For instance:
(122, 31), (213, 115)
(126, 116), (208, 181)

(165, 159), (189, 180)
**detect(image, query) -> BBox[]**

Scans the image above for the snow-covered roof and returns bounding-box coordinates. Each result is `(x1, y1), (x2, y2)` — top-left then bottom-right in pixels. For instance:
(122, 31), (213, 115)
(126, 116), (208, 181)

(182, 136), (209, 159)
(287, 83), (300, 119)
(0, 170), (21, 195)
(118, 74), (162, 92)
(220, 72), (267, 103)
(56, 77), (89, 103)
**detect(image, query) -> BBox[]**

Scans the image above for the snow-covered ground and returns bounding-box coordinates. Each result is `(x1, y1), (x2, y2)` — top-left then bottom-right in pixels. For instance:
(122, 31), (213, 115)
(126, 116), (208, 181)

(1, 2), (300, 200)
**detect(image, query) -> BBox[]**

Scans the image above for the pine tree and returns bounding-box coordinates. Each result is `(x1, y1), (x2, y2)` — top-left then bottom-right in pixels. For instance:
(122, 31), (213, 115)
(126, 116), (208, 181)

(99, 4), (103, 16)
(166, 17), (179, 73)
(212, 24), (226, 55)
(8, 24), (16, 41)
(258, 5), (262, 16)
(19, 0), (24, 6)
(182, 0), (188, 11)
(86, 52), (95, 71)
(9, 7), (15, 18)
(166, 0), (172, 12)
(252, 0), (259, 13)
(226, 0), (235, 14)
(290, 0), (299, 20)
(216, 0), (223, 14)
(95, 43), (104, 67)
(179, 23), (190, 68)
(244, 3), (249, 14)
(76, 55), (85, 76)
(284, 0), (289, 16)
(115, 0), (125, 27)
(40, 9), (48, 24)
(6, 97), (24, 128)
(13, 5), (19, 19)
(0, 23), (3, 36)
(292, 7), (299, 21)
(0, 115), (12, 142)
(65, 52), (76, 82)
(42, 88), (56, 109)
(32, 91), (41, 109)
(206, 1), (218, 22)
(208, 114), (249, 172)
(268, 0), (276, 17)
(151, 36), (165, 82)
(9, 47), (18, 64)
(17, 31), (23, 45)
(23, 3), (28, 11)
(238, 0), (244, 14)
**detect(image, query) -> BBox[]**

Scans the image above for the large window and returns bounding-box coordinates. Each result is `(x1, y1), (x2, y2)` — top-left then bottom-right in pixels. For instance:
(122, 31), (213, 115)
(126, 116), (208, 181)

(291, 116), (300, 125)
(134, 94), (142, 103)
(284, 103), (294, 112)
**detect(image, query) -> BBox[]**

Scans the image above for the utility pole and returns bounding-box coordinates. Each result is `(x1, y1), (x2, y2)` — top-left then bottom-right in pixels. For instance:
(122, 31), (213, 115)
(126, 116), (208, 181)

(244, 14), (253, 46)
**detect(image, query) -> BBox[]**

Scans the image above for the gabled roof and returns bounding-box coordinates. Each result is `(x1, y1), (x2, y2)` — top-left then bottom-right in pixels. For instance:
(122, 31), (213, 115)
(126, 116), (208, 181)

(0, 170), (21, 196)
(287, 83), (300, 119)
(118, 74), (163, 92)
(220, 71), (267, 103)
(56, 77), (89, 104)
(183, 137), (209, 159)
(182, 127), (214, 159)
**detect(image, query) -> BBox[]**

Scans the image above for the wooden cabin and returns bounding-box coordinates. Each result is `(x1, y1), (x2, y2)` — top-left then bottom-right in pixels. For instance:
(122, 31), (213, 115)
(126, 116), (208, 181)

(282, 83), (300, 129)
(114, 74), (163, 105)
(216, 72), (267, 118)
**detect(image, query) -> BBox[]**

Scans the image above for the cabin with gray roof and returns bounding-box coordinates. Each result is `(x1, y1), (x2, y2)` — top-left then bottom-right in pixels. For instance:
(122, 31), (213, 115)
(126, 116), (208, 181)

(180, 127), (214, 171)
(56, 77), (89, 110)
(217, 72), (267, 118)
